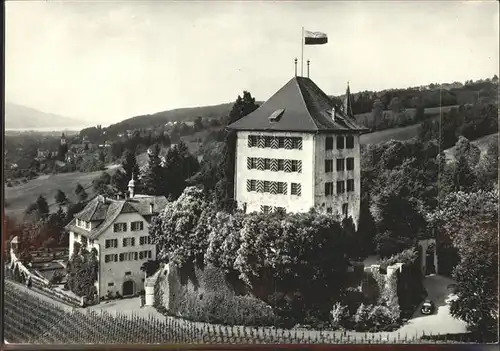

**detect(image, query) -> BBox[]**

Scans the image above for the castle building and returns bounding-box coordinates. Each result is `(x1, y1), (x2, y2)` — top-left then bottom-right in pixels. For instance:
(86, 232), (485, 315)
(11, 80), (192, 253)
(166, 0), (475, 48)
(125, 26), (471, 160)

(65, 177), (168, 301)
(227, 76), (368, 227)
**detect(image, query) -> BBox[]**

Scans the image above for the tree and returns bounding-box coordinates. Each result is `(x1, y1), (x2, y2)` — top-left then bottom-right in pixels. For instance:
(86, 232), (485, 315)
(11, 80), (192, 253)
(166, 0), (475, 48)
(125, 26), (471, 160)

(75, 183), (88, 202)
(477, 138), (498, 187)
(141, 143), (165, 196)
(149, 186), (210, 267)
(121, 149), (139, 181)
(54, 189), (67, 205)
(26, 195), (50, 220)
(371, 99), (385, 130)
(227, 91), (259, 125)
(213, 91), (257, 211)
(98, 150), (106, 163)
(215, 130), (237, 211)
(92, 172), (113, 196)
(194, 116), (204, 131)
(450, 221), (498, 337)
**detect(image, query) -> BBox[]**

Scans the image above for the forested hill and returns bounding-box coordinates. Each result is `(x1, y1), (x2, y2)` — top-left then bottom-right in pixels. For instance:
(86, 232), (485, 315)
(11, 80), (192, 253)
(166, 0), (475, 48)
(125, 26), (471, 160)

(105, 77), (498, 135)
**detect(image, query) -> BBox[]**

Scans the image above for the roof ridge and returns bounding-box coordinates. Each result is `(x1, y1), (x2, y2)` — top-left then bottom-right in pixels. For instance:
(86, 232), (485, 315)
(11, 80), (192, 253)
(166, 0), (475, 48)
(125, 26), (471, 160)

(294, 77), (320, 131)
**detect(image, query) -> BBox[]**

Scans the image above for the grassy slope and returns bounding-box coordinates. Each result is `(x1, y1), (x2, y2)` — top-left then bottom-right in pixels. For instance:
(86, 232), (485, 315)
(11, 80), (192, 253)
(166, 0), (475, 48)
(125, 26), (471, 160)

(443, 133), (498, 163)
(4, 166), (119, 220)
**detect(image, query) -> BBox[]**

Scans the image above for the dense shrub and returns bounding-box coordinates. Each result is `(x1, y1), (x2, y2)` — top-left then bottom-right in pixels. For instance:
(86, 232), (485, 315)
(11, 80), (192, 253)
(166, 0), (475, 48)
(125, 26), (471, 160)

(181, 292), (275, 326)
(330, 303), (350, 330)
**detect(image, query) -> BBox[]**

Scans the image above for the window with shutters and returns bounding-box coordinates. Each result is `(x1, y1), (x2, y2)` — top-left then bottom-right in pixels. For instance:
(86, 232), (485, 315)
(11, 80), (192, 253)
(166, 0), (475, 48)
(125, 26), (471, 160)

(113, 222), (127, 232)
(325, 159), (333, 173)
(278, 137), (285, 148)
(131, 221), (144, 231)
(105, 239), (118, 249)
(264, 158), (271, 170)
(337, 136), (345, 149)
(248, 135), (258, 147)
(263, 181), (270, 193)
(347, 179), (355, 192)
(105, 254), (118, 262)
(261, 205), (271, 214)
(342, 203), (349, 217)
(291, 137), (302, 149)
(325, 182), (334, 196)
(346, 135), (355, 149)
(337, 181), (345, 194)
(139, 236), (151, 245)
(264, 136), (272, 148)
(291, 160), (299, 172)
(291, 183), (301, 196)
(122, 237), (135, 247)
(325, 137), (334, 150)
(346, 157), (355, 171)
(248, 157), (256, 169)
(337, 159), (345, 171)
(248, 179), (256, 192)
(277, 182), (286, 194)
(277, 159), (284, 171)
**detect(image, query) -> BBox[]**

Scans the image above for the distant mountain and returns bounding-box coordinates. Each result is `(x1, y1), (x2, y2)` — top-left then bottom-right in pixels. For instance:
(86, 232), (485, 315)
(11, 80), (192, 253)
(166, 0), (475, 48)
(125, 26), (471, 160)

(5, 102), (87, 130)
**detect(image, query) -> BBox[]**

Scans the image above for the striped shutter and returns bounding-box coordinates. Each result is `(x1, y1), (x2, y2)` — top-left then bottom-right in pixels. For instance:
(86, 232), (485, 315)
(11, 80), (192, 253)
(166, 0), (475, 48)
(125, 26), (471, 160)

(296, 137), (303, 150)
(256, 157), (264, 170)
(282, 182), (288, 194)
(271, 137), (278, 149)
(256, 180), (264, 193)
(247, 157), (253, 170)
(296, 183), (302, 196)
(270, 181), (278, 194)
(297, 160), (302, 173)
(284, 137), (292, 149)
(246, 179), (252, 192)
(284, 159), (292, 172)
(257, 136), (265, 148)
(270, 158), (278, 171)
(247, 136), (252, 148)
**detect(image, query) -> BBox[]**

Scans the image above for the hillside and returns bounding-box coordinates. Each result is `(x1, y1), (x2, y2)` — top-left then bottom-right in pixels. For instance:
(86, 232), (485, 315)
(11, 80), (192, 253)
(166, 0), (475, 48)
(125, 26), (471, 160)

(106, 102), (263, 134)
(4, 165), (119, 220)
(5, 102), (87, 130)
(443, 133), (498, 163)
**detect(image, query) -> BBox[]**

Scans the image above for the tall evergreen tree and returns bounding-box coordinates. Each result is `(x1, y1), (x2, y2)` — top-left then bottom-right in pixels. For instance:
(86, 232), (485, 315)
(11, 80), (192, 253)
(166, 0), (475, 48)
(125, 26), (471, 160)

(142, 144), (165, 196)
(215, 91), (259, 211)
(54, 189), (67, 205)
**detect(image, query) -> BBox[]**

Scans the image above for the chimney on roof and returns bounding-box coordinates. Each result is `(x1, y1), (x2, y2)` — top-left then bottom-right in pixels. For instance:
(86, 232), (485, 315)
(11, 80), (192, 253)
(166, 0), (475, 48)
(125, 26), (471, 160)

(307, 60), (310, 78)
(294, 58), (298, 77)
(150, 202), (154, 214)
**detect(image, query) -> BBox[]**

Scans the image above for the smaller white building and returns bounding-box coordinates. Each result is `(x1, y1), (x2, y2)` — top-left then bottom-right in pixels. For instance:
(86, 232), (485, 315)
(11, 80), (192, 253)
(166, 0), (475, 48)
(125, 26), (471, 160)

(65, 178), (168, 301)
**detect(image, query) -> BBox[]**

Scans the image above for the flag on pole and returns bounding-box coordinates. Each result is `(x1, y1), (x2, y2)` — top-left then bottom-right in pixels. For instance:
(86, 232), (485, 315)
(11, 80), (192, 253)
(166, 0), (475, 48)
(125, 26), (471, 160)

(304, 30), (328, 45)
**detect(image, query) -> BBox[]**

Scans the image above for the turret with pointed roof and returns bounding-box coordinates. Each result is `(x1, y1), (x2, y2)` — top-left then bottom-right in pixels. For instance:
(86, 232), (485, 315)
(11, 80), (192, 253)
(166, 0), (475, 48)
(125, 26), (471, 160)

(343, 82), (354, 118)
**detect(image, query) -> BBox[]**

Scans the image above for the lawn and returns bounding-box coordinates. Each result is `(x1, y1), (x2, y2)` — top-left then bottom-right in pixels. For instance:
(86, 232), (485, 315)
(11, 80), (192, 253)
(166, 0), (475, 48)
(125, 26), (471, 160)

(4, 165), (119, 220)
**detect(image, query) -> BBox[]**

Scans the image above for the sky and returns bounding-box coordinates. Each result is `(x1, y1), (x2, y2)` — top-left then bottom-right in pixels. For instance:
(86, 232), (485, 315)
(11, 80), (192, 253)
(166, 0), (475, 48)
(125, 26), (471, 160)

(5, 0), (500, 125)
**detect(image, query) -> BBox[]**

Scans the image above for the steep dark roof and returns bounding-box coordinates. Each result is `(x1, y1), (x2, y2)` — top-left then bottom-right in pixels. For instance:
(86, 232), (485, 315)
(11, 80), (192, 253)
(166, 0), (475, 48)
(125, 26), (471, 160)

(66, 195), (168, 240)
(227, 76), (369, 133)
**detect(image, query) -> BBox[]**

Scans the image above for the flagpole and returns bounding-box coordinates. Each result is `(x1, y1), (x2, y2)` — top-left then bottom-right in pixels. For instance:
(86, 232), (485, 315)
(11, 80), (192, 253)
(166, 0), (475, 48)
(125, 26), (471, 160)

(301, 27), (304, 77)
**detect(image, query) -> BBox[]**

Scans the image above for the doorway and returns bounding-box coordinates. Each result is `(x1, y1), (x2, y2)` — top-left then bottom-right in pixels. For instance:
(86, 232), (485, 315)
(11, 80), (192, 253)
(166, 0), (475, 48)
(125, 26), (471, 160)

(122, 280), (135, 297)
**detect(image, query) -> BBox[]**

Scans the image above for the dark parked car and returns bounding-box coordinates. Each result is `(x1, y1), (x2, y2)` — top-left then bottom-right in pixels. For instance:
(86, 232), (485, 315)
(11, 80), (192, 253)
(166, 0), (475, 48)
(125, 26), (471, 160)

(421, 300), (435, 315)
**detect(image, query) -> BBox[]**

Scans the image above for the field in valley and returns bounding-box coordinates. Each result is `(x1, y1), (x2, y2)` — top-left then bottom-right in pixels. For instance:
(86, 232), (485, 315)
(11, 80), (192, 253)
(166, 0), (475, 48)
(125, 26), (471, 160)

(4, 165), (119, 220)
